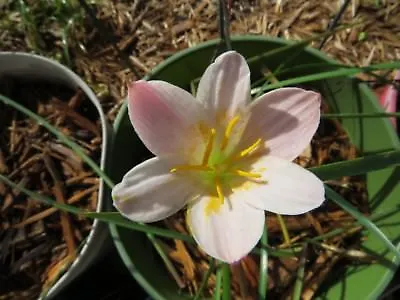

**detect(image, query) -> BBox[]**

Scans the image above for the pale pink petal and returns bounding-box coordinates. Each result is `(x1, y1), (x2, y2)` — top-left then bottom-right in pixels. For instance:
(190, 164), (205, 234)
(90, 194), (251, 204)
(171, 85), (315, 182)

(112, 157), (198, 223)
(239, 88), (321, 161)
(238, 155), (325, 215)
(128, 80), (206, 162)
(196, 51), (251, 123)
(187, 194), (265, 263)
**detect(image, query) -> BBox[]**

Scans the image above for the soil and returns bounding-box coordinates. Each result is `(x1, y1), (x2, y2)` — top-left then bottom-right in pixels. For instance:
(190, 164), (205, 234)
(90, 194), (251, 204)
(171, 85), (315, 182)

(0, 78), (101, 299)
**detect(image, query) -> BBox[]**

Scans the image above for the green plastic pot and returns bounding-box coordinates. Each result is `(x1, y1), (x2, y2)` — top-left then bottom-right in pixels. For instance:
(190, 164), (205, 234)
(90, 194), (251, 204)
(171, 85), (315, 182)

(108, 36), (400, 299)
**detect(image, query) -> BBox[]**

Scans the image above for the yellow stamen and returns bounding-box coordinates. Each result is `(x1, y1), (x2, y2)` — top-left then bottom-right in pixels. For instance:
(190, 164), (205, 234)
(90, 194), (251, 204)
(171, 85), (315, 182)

(215, 178), (224, 205)
(220, 115), (240, 150)
(170, 165), (212, 173)
(240, 138), (262, 157)
(202, 128), (216, 165)
(233, 169), (262, 178)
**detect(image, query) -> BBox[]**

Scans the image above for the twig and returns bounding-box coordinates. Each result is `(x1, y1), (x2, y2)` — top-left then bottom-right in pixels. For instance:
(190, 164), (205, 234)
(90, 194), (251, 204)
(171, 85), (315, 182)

(212, 0), (232, 61)
(43, 153), (77, 259)
(318, 0), (352, 50)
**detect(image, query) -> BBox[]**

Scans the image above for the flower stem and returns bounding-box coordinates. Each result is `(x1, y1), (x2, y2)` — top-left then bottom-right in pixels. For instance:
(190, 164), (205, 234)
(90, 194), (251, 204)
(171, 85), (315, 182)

(222, 263), (231, 300)
(214, 264), (223, 300)
(277, 214), (291, 245)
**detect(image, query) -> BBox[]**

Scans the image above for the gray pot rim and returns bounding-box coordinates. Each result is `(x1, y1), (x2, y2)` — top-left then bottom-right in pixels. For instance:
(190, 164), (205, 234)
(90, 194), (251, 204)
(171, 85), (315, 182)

(0, 51), (112, 299)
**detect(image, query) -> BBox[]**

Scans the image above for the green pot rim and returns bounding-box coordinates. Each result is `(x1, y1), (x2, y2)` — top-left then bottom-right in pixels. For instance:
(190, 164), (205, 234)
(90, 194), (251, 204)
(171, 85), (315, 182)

(109, 35), (400, 300)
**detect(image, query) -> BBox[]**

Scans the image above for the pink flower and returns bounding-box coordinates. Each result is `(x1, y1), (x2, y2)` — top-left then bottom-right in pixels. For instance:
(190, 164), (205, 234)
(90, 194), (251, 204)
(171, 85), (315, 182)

(377, 70), (399, 129)
(112, 51), (325, 263)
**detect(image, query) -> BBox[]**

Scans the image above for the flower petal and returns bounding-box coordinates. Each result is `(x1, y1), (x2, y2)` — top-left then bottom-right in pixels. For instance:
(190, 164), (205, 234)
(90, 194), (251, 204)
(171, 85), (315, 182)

(128, 80), (206, 162)
(240, 88), (321, 161)
(196, 51), (251, 123)
(112, 157), (197, 223)
(187, 195), (265, 263)
(240, 155), (325, 215)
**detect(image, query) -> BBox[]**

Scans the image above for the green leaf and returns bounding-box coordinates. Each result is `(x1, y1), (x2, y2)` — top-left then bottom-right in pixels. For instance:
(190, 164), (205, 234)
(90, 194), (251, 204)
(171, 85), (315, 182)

(194, 258), (216, 300)
(0, 173), (193, 242)
(258, 61), (400, 92)
(292, 244), (307, 300)
(258, 226), (268, 300)
(146, 234), (184, 288)
(0, 93), (114, 189)
(253, 245), (303, 257)
(325, 185), (400, 259)
(310, 149), (400, 180)
(322, 112), (400, 119)
(246, 23), (358, 68)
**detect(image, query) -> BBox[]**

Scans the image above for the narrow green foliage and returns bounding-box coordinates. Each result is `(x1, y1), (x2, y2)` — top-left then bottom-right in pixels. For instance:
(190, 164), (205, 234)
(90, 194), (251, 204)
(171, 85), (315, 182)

(258, 226), (268, 300)
(18, 0), (44, 51)
(292, 244), (308, 300)
(146, 235), (184, 288)
(258, 61), (400, 92)
(194, 258), (216, 300)
(325, 186), (400, 259)
(277, 214), (291, 244)
(322, 112), (400, 119)
(253, 246), (303, 257)
(0, 93), (114, 188)
(310, 149), (400, 180)
(0, 173), (193, 242)
(246, 23), (359, 68)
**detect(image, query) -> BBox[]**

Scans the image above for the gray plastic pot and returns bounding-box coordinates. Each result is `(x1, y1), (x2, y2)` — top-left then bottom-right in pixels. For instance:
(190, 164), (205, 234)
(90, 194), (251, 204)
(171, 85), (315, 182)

(0, 52), (112, 299)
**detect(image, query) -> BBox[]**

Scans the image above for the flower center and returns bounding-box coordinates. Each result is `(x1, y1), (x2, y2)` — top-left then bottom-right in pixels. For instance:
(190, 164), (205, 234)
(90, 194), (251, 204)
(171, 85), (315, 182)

(170, 114), (266, 213)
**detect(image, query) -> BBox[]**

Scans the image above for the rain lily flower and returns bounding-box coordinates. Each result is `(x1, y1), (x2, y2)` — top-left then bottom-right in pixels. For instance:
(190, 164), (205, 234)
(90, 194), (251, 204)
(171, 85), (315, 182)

(112, 51), (325, 263)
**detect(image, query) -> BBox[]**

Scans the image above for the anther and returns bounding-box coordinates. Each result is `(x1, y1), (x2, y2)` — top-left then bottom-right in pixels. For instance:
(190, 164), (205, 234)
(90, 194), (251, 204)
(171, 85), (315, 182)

(240, 138), (262, 157)
(220, 115), (240, 150)
(234, 169), (262, 178)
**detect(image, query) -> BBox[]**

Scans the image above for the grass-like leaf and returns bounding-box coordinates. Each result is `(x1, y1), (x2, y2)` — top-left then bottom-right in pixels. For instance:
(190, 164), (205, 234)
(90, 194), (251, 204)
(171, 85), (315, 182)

(246, 23), (359, 68)
(292, 244), (308, 300)
(325, 185), (400, 259)
(193, 258), (216, 300)
(310, 149), (400, 180)
(258, 226), (268, 300)
(253, 245), (303, 257)
(0, 173), (193, 242)
(0, 93), (114, 189)
(258, 61), (400, 92)
(322, 112), (400, 119)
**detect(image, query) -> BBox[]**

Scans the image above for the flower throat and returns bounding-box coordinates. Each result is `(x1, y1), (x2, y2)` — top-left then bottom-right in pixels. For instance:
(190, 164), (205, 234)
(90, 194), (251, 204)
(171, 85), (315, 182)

(170, 115), (266, 207)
